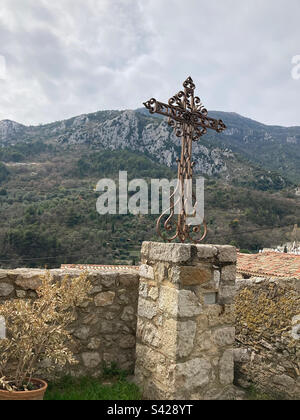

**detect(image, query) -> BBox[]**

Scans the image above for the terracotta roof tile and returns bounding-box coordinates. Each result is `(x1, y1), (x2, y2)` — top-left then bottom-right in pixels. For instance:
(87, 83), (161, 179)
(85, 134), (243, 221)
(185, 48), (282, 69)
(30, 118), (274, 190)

(237, 252), (300, 279)
(62, 252), (300, 280)
(61, 264), (138, 271)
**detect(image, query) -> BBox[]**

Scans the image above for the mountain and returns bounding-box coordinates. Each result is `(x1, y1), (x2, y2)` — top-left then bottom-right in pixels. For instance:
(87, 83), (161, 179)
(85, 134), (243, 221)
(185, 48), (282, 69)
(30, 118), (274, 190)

(0, 108), (299, 269)
(0, 120), (26, 144)
(137, 108), (300, 183)
(1, 109), (299, 187)
(206, 111), (300, 183)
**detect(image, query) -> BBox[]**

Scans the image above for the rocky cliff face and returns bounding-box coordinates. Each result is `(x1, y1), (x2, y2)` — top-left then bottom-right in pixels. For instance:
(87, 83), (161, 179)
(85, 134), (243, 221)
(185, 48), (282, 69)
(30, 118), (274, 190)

(54, 110), (229, 175)
(1, 109), (299, 182)
(0, 120), (25, 144)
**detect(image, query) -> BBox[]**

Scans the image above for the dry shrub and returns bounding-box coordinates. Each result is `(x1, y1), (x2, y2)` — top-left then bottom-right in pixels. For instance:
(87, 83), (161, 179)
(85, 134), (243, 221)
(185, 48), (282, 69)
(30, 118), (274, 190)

(0, 271), (91, 391)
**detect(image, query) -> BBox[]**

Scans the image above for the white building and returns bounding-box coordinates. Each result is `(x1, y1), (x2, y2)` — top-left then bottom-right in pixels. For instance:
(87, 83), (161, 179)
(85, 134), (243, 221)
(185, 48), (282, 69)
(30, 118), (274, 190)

(261, 225), (300, 255)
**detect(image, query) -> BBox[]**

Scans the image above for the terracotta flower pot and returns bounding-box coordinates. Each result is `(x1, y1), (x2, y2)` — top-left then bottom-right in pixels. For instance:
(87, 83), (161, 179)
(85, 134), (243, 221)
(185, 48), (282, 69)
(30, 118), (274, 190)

(0, 378), (48, 401)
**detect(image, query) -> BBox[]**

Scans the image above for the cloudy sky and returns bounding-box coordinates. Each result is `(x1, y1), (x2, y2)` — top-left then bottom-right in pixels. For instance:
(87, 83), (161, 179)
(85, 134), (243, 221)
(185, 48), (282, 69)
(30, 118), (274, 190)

(0, 0), (299, 126)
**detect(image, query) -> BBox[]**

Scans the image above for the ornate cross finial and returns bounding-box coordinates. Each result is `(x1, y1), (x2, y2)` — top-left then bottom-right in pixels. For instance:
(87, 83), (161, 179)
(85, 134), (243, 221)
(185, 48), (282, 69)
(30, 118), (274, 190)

(144, 77), (226, 243)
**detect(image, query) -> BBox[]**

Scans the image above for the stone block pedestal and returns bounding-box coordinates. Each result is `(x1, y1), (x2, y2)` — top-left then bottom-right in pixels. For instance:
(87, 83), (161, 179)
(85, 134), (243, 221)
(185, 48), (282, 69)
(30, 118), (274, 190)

(134, 242), (237, 400)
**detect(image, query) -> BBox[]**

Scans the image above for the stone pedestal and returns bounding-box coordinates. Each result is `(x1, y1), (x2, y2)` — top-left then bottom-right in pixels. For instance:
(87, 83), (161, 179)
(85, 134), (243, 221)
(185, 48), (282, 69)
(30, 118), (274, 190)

(134, 242), (237, 400)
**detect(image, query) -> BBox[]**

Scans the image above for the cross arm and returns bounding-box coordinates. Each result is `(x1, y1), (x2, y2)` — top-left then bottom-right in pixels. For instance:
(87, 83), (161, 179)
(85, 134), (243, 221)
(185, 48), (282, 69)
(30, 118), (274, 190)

(143, 98), (186, 125)
(143, 98), (226, 136)
(192, 113), (226, 133)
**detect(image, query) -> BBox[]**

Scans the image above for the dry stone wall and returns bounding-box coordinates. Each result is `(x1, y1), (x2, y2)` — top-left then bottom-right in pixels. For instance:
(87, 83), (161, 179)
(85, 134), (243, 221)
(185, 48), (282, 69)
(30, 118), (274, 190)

(135, 242), (237, 400)
(1, 259), (299, 400)
(0, 268), (139, 378)
(235, 276), (300, 399)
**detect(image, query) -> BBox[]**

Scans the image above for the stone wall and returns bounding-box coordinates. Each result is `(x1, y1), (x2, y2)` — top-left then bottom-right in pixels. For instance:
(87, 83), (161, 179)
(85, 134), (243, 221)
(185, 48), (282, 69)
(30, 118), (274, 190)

(235, 276), (300, 399)
(135, 242), (237, 400)
(1, 262), (299, 400)
(0, 268), (139, 377)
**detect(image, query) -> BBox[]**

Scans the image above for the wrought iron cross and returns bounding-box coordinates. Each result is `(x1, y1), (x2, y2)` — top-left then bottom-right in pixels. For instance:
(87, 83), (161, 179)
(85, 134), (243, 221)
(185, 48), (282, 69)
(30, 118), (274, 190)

(144, 76), (226, 243)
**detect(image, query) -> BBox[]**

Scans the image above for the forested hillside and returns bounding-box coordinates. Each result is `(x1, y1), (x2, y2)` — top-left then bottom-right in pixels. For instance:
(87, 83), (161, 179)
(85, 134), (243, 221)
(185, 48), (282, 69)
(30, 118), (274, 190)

(0, 141), (299, 268)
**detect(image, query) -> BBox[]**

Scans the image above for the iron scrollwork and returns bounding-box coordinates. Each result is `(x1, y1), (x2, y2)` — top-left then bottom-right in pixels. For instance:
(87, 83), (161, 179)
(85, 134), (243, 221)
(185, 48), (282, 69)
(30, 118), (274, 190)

(144, 77), (226, 244)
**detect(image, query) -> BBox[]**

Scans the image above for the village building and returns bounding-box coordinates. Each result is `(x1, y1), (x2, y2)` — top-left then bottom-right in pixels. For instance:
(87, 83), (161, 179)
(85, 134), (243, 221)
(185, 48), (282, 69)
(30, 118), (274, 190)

(261, 224), (300, 255)
(237, 251), (300, 279)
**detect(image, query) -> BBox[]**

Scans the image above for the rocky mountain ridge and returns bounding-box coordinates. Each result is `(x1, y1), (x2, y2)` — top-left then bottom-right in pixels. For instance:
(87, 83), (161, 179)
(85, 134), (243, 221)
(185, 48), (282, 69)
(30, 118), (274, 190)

(1, 109), (299, 183)
(0, 120), (25, 143)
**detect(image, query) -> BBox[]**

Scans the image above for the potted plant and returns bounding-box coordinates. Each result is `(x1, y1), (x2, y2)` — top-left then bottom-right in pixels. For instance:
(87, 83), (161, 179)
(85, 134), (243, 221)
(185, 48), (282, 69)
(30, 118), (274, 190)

(0, 271), (91, 400)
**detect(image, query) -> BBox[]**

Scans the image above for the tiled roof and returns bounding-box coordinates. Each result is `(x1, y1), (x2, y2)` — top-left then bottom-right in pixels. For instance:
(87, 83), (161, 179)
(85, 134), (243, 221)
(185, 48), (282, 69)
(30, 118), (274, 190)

(61, 264), (139, 271)
(62, 252), (300, 279)
(237, 252), (300, 279)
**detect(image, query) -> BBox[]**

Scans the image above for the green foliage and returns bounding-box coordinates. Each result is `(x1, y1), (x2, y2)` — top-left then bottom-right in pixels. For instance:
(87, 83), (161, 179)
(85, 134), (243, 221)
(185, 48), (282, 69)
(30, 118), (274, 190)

(65, 208), (83, 227)
(244, 385), (285, 401)
(0, 142), (299, 268)
(3, 228), (61, 267)
(0, 142), (54, 163)
(102, 361), (129, 380)
(239, 249), (252, 254)
(74, 149), (175, 180)
(0, 163), (9, 183)
(232, 169), (292, 191)
(44, 376), (142, 400)
(229, 219), (240, 230)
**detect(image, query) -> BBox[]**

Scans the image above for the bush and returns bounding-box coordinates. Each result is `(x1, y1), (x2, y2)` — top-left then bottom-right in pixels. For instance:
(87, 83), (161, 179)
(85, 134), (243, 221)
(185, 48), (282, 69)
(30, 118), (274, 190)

(0, 163), (9, 184)
(0, 272), (91, 391)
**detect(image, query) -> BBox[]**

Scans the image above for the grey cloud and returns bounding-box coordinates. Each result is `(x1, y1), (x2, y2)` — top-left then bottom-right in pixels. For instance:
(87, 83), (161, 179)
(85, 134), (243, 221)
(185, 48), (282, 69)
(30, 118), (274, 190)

(0, 0), (299, 126)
